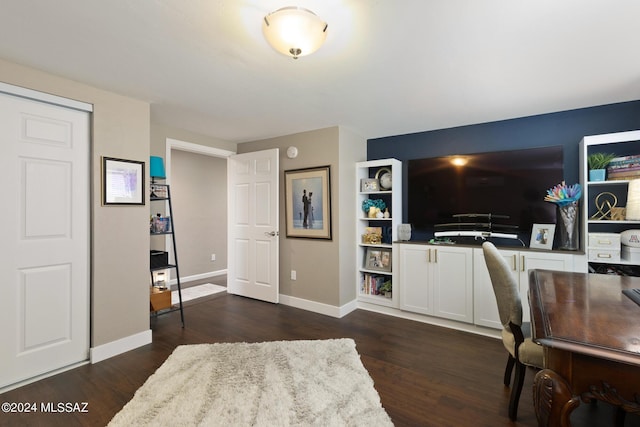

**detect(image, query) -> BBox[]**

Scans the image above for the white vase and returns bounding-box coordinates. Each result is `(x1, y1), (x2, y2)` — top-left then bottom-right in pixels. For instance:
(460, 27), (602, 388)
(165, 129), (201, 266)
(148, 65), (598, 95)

(398, 224), (412, 241)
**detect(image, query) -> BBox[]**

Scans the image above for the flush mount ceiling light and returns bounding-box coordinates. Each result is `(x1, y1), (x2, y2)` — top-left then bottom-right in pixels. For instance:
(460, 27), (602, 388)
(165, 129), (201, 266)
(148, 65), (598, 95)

(262, 7), (328, 59)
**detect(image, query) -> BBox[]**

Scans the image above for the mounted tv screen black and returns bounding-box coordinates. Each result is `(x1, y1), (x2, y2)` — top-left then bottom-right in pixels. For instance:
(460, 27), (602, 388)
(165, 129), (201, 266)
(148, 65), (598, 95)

(407, 146), (564, 241)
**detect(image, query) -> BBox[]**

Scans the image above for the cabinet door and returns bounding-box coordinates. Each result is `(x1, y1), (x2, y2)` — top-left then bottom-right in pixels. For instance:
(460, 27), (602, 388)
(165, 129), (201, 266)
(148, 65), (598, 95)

(399, 244), (433, 315)
(519, 252), (573, 322)
(473, 248), (519, 329)
(432, 247), (473, 323)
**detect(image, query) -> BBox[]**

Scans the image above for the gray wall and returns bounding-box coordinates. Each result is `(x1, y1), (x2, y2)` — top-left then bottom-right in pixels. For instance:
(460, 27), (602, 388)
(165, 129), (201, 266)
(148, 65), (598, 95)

(239, 127), (366, 307)
(150, 124), (236, 284)
(171, 150), (227, 278)
(0, 58), (150, 347)
(338, 127), (367, 305)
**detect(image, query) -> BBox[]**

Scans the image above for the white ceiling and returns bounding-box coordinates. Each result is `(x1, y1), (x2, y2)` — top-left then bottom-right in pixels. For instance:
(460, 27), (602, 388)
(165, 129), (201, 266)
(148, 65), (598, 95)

(1, 1), (639, 143)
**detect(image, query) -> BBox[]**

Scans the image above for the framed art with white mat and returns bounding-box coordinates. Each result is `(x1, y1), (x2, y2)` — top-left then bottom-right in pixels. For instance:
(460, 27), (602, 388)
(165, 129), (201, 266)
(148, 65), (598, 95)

(530, 223), (555, 250)
(284, 165), (332, 239)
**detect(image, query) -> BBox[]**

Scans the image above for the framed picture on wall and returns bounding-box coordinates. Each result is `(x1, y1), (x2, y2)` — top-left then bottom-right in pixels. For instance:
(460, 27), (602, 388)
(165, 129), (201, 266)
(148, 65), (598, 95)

(530, 223), (555, 250)
(102, 156), (145, 205)
(284, 165), (332, 239)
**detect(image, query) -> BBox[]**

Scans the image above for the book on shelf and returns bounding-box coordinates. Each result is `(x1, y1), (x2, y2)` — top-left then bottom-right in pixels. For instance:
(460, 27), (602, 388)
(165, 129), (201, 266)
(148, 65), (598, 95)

(360, 273), (390, 296)
(607, 169), (640, 179)
(608, 171), (640, 177)
(608, 163), (640, 171)
(609, 176), (640, 181)
(608, 157), (640, 172)
(608, 160), (640, 169)
(610, 154), (640, 163)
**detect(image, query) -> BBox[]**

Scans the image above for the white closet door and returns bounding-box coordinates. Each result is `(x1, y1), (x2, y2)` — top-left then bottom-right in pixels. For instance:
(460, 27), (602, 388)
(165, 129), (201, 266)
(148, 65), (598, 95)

(0, 91), (90, 390)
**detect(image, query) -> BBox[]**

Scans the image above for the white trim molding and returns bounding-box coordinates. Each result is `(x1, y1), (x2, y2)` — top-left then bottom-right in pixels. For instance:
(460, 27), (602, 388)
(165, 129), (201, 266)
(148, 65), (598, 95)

(165, 137), (235, 184)
(169, 269), (228, 286)
(279, 294), (358, 318)
(89, 329), (152, 364)
(0, 81), (93, 112)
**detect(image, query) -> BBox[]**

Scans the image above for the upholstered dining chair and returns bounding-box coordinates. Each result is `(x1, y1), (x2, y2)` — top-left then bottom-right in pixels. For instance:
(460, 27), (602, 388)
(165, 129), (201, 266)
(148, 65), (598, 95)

(482, 241), (545, 421)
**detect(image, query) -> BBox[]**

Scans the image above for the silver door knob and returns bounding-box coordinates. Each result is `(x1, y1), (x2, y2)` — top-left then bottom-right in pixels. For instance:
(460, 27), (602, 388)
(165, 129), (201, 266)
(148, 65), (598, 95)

(264, 231), (279, 237)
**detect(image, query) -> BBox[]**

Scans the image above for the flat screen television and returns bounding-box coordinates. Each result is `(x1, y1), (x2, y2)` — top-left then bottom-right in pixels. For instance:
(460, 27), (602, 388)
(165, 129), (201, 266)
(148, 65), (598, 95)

(407, 146), (564, 245)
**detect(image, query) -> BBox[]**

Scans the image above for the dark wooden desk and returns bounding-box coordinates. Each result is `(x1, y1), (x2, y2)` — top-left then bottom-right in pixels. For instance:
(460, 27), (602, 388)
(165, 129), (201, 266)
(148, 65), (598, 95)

(529, 269), (640, 426)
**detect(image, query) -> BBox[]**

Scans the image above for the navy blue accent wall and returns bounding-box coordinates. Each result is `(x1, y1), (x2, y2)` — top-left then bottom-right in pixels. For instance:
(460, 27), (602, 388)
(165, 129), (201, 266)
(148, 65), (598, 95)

(368, 100), (640, 228)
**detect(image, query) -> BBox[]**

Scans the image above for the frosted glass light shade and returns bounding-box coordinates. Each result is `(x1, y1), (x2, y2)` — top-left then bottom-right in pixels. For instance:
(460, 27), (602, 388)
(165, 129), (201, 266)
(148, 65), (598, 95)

(262, 7), (328, 59)
(627, 179), (640, 220)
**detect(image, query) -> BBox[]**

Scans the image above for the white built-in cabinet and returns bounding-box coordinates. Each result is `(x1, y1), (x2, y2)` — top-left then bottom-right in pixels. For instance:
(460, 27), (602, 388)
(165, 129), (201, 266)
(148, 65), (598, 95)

(473, 248), (574, 328)
(397, 243), (575, 329)
(397, 244), (473, 323)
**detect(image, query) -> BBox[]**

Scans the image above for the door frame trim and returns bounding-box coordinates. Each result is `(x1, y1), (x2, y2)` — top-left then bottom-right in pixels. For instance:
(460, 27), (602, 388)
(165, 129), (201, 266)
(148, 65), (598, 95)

(0, 82), (93, 112)
(165, 138), (235, 184)
(163, 138), (236, 283)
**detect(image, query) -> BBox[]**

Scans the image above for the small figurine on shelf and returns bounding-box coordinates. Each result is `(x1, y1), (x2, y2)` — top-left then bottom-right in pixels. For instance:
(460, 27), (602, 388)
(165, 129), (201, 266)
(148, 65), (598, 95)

(362, 226), (383, 244)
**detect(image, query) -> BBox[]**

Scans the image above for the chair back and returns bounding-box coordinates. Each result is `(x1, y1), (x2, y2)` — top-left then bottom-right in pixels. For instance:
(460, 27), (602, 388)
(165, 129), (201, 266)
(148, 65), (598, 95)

(482, 241), (523, 328)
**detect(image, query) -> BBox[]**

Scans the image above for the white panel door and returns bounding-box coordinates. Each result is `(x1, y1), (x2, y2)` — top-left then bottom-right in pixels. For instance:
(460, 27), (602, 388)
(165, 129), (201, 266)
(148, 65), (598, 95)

(432, 246), (473, 323)
(398, 244), (433, 315)
(0, 92), (90, 389)
(227, 149), (279, 303)
(518, 251), (573, 322)
(473, 248), (519, 329)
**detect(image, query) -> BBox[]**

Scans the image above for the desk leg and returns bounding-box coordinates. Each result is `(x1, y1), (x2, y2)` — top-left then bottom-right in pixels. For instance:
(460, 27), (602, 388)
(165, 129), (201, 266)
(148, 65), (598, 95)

(533, 369), (581, 427)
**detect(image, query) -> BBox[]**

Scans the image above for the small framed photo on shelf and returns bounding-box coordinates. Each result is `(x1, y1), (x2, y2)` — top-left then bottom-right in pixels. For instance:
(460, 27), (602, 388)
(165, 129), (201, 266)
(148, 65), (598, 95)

(364, 247), (392, 272)
(530, 224), (555, 250)
(360, 178), (379, 192)
(150, 184), (167, 199)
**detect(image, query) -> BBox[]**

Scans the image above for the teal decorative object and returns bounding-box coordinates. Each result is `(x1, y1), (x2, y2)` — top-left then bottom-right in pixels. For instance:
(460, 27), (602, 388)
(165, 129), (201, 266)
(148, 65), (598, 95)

(362, 199), (386, 212)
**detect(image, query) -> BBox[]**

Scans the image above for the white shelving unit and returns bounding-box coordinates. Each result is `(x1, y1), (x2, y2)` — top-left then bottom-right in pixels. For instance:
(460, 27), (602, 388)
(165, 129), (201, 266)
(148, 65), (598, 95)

(579, 130), (640, 270)
(356, 159), (402, 307)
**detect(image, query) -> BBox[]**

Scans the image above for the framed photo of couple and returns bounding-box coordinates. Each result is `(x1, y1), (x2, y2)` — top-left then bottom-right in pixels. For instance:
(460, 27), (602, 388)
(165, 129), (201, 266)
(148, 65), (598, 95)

(284, 166), (332, 240)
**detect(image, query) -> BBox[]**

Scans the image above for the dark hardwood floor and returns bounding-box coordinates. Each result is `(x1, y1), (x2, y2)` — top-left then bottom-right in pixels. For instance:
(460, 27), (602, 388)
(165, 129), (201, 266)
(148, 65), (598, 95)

(1, 292), (638, 426)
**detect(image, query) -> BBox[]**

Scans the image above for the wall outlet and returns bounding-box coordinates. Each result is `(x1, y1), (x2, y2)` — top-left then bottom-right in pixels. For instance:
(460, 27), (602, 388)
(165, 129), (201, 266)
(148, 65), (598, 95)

(291, 270), (296, 280)
(211, 253), (216, 261)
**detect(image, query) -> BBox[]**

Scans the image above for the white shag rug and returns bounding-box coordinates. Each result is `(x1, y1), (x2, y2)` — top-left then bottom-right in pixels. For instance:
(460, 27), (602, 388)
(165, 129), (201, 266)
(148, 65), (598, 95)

(108, 338), (392, 427)
(172, 283), (226, 304)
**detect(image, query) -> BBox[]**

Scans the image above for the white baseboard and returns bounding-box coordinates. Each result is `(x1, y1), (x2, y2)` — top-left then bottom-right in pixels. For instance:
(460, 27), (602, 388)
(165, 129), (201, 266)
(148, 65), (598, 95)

(170, 269), (227, 286)
(356, 301), (501, 339)
(0, 360), (89, 394)
(278, 295), (500, 338)
(279, 294), (358, 318)
(90, 329), (152, 364)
